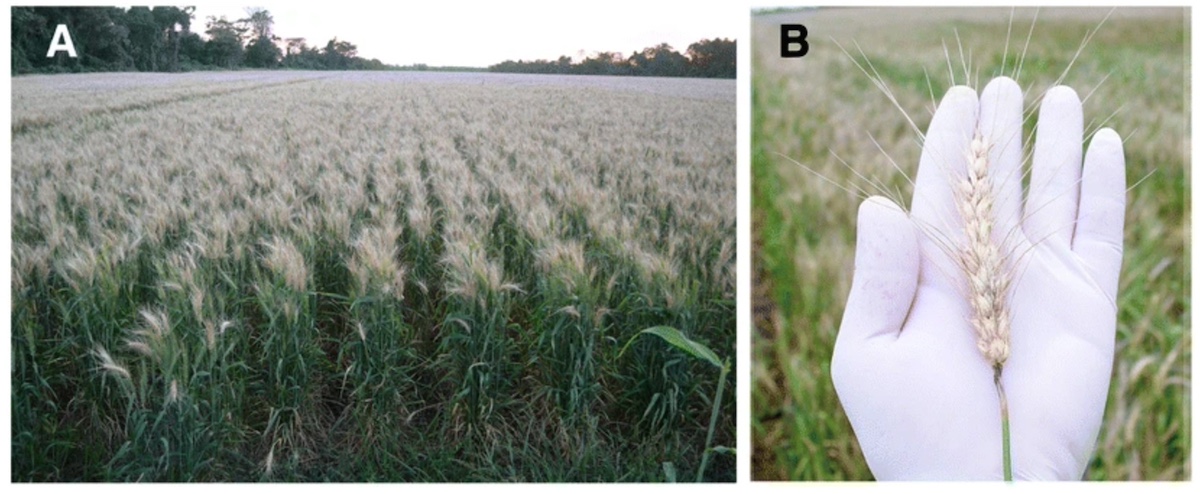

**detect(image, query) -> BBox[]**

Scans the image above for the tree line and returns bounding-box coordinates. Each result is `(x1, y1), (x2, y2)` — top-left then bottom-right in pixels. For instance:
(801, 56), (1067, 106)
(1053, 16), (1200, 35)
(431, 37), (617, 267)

(11, 6), (735, 78)
(12, 7), (391, 74)
(487, 39), (735, 79)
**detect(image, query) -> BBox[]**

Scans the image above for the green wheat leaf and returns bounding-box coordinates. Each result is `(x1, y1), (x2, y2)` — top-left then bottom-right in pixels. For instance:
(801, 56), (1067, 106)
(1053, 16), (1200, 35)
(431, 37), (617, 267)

(620, 326), (721, 369)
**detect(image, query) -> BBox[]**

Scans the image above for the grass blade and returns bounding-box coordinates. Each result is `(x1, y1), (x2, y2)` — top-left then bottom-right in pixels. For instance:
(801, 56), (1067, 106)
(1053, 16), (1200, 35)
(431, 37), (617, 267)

(620, 326), (721, 369)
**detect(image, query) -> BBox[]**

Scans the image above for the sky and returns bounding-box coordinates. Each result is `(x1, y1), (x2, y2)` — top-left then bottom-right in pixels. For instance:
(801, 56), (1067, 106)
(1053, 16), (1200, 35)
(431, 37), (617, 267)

(190, 1), (741, 67)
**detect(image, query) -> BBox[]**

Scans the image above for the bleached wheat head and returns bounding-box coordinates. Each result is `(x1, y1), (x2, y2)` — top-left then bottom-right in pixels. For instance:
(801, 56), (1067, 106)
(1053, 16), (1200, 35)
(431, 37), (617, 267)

(954, 129), (1012, 370)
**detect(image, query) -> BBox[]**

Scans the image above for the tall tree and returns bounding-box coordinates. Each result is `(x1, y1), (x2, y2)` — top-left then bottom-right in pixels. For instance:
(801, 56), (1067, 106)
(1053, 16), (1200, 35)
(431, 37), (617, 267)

(686, 38), (735, 78)
(641, 43), (688, 77)
(125, 6), (160, 71)
(242, 7), (273, 40)
(245, 34), (281, 68)
(204, 15), (247, 68)
(322, 37), (357, 70)
(178, 30), (205, 68)
(241, 8), (279, 68)
(154, 6), (193, 72)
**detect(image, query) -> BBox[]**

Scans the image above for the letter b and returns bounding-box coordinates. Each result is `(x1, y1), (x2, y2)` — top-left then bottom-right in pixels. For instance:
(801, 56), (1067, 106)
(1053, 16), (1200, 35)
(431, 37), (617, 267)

(781, 24), (808, 58)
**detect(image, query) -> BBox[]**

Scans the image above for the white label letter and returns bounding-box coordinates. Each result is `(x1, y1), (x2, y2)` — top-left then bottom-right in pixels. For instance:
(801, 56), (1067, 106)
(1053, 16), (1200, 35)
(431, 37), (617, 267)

(47, 24), (77, 58)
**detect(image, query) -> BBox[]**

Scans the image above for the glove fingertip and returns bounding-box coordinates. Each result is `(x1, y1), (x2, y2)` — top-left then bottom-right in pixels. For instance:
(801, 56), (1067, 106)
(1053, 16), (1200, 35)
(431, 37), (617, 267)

(1074, 126), (1126, 301)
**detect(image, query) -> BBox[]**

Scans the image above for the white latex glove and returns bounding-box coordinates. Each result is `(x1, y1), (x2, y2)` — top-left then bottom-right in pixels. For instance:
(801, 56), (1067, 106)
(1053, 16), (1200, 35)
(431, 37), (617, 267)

(831, 77), (1126, 480)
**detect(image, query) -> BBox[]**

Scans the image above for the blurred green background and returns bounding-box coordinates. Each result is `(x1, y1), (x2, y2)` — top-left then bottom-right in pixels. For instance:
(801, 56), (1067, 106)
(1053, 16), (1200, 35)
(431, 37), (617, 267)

(751, 7), (1190, 480)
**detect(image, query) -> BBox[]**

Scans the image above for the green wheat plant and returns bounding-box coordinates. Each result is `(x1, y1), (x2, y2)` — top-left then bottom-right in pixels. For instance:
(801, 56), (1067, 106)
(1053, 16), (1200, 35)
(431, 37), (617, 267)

(620, 326), (734, 482)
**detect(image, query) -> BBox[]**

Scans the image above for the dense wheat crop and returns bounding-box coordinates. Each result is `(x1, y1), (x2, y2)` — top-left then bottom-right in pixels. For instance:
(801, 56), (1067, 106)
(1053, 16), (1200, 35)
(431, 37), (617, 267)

(751, 8), (1188, 480)
(11, 71), (735, 481)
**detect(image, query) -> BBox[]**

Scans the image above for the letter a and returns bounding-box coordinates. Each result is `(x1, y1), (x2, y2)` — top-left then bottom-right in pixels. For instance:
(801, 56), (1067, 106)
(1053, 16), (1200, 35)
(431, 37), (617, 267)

(47, 24), (77, 58)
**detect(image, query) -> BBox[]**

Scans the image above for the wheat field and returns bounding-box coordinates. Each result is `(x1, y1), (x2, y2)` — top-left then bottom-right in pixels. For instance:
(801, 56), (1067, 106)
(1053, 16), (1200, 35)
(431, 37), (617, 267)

(11, 71), (735, 481)
(752, 7), (1189, 480)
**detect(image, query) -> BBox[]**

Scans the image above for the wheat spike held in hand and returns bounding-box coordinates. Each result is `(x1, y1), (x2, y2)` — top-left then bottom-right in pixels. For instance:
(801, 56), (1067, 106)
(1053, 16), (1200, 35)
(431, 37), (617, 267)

(956, 130), (1012, 370)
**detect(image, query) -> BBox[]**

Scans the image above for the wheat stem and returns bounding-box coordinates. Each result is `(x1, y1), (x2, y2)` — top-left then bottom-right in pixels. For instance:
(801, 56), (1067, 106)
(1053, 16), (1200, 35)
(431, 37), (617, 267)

(995, 365), (1013, 481)
(696, 359), (729, 482)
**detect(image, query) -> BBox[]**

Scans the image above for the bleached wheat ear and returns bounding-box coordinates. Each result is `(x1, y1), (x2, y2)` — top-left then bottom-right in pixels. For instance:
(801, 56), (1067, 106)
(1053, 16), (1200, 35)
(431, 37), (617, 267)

(954, 128), (1014, 480)
(955, 130), (1012, 369)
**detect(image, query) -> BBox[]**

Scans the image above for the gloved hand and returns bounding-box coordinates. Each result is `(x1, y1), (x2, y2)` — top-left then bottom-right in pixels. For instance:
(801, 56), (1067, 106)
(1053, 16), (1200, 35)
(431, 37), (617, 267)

(831, 76), (1126, 480)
